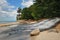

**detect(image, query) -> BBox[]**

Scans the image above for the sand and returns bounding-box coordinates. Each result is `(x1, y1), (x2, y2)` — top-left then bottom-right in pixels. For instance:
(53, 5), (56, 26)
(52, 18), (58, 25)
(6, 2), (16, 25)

(0, 22), (19, 27)
(31, 31), (60, 40)
(0, 18), (48, 27)
(0, 19), (60, 40)
(30, 23), (60, 40)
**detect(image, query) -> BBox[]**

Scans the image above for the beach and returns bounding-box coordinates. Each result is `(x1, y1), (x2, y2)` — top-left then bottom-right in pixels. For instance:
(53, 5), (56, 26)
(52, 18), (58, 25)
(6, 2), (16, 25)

(0, 23), (60, 40)
(0, 18), (60, 40)
(0, 22), (19, 27)
(0, 18), (48, 27)
(30, 23), (60, 40)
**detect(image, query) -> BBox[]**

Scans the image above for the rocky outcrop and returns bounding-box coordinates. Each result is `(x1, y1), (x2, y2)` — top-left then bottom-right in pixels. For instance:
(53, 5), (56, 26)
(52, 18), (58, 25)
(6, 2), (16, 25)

(30, 29), (40, 36)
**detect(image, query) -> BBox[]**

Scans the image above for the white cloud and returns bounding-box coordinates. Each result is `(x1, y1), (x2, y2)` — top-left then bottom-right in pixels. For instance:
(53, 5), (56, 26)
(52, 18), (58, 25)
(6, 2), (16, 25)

(21, 0), (34, 8)
(0, 0), (17, 18)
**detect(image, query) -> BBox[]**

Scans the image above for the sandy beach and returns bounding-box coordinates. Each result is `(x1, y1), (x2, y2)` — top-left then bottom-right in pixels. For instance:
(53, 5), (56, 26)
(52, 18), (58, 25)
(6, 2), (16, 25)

(0, 18), (60, 40)
(0, 18), (47, 27)
(0, 22), (19, 27)
(31, 31), (60, 40)
(30, 23), (60, 40)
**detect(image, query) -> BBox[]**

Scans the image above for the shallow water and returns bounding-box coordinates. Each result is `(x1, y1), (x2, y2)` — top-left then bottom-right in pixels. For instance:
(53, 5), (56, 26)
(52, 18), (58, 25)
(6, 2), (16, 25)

(0, 21), (16, 24)
(0, 18), (60, 40)
(0, 24), (31, 40)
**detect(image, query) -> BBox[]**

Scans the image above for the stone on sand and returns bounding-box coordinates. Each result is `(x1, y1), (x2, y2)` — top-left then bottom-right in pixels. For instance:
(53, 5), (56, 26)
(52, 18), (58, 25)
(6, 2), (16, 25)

(30, 29), (40, 36)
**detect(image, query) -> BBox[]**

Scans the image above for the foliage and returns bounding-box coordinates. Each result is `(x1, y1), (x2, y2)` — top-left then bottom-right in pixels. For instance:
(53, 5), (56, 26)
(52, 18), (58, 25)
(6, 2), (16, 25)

(17, 0), (60, 20)
(17, 7), (21, 13)
(21, 8), (33, 20)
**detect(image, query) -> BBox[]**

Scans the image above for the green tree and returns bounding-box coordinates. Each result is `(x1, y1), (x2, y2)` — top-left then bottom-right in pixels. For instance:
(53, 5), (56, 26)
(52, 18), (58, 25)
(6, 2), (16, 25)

(17, 7), (21, 13)
(21, 8), (33, 20)
(17, 7), (22, 20)
(17, 0), (60, 20)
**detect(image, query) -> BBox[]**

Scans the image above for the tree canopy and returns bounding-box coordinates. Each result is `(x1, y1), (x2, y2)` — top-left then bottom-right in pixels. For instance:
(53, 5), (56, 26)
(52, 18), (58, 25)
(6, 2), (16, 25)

(17, 0), (60, 20)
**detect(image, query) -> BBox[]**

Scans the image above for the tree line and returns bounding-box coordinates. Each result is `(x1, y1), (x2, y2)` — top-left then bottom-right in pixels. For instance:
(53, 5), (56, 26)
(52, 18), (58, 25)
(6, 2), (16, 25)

(17, 0), (60, 20)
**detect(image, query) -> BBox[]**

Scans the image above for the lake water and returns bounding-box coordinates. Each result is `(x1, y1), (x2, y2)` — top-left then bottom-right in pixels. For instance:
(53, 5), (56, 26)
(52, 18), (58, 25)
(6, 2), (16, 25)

(0, 21), (16, 24)
(0, 18), (60, 40)
(0, 24), (31, 40)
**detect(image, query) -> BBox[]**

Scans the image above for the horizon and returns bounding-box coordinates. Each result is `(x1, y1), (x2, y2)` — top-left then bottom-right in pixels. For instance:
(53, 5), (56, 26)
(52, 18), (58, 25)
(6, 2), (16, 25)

(0, 0), (34, 21)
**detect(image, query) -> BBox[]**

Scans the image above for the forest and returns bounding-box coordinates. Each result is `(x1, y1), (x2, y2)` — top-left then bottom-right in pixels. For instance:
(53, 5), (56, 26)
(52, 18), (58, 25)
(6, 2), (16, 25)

(17, 0), (60, 20)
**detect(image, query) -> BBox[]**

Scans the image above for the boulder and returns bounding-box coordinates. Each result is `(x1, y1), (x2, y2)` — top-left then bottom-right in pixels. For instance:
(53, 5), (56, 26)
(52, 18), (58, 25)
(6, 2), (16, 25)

(30, 29), (40, 36)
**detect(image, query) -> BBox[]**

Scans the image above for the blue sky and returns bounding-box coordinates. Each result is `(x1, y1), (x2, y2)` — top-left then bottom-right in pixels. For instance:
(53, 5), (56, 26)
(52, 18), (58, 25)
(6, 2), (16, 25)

(0, 0), (34, 21)
(7, 0), (22, 9)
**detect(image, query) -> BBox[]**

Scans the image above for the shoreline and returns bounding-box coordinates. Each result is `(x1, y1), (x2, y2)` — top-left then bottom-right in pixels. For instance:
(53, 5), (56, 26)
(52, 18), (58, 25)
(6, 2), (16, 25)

(0, 18), (47, 27)
(0, 22), (19, 27)
(0, 18), (59, 27)
(0, 18), (60, 40)
(0, 20), (37, 27)
(17, 18), (47, 24)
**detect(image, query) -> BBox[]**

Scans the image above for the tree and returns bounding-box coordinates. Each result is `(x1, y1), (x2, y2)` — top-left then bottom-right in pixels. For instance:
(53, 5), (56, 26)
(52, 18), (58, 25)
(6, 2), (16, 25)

(21, 8), (33, 20)
(17, 7), (22, 20)
(17, 7), (21, 13)
(17, 0), (60, 20)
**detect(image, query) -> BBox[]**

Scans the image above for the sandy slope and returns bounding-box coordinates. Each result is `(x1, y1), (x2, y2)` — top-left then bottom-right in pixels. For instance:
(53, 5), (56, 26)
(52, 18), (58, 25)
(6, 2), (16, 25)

(31, 31), (60, 40)
(31, 23), (60, 40)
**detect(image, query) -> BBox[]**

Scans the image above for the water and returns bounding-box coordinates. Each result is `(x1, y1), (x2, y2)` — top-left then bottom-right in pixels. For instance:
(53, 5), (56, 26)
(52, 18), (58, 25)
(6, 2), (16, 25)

(0, 24), (31, 40)
(0, 18), (60, 40)
(0, 21), (16, 24)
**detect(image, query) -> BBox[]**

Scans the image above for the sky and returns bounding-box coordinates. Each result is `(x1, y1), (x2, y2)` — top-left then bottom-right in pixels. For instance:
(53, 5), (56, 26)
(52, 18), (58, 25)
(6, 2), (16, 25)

(0, 0), (34, 21)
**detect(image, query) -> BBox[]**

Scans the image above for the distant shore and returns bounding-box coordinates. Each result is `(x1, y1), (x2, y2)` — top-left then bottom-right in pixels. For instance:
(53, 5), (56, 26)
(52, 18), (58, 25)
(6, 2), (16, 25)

(0, 22), (19, 27)
(0, 18), (47, 27)
(0, 18), (59, 27)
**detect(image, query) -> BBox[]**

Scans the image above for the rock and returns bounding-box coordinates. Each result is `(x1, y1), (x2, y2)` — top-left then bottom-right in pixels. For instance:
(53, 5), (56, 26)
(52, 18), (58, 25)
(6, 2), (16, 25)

(30, 29), (40, 36)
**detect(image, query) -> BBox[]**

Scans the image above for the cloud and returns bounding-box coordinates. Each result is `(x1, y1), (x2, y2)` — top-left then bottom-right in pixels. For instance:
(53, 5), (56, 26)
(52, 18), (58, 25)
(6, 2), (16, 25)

(21, 0), (34, 8)
(0, 0), (18, 21)
(0, 0), (17, 18)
